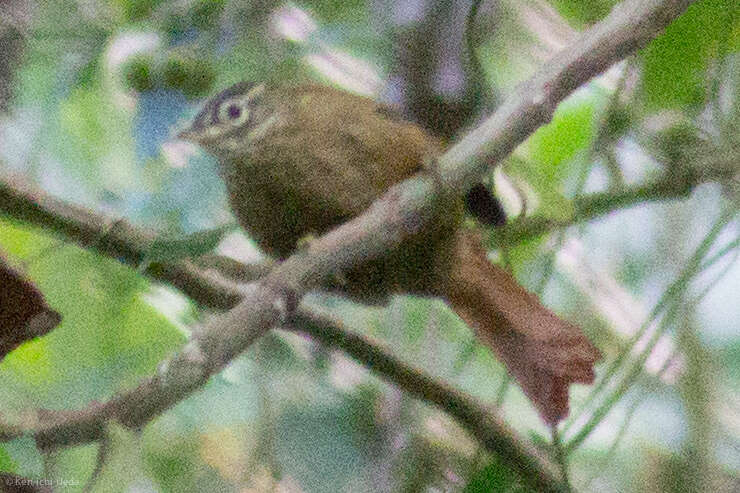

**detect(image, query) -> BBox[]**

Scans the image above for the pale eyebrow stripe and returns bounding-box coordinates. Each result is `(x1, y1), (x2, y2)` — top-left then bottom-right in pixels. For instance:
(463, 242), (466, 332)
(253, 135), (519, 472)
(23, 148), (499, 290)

(206, 125), (225, 138)
(246, 114), (280, 145)
(245, 83), (265, 100)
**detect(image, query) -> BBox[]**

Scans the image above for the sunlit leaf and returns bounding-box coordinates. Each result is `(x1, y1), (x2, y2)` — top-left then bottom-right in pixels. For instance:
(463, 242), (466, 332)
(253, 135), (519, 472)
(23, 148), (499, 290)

(525, 97), (596, 184)
(0, 223), (183, 406)
(548, 0), (617, 27)
(0, 446), (16, 472)
(144, 223), (236, 263)
(640, 0), (738, 111)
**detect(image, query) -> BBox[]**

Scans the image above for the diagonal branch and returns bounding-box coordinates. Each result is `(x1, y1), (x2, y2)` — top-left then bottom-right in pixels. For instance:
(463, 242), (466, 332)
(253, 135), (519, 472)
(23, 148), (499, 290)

(0, 171), (245, 310)
(0, 0), (697, 490)
(292, 308), (561, 490)
(0, 173), (565, 490)
(436, 0), (696, 188)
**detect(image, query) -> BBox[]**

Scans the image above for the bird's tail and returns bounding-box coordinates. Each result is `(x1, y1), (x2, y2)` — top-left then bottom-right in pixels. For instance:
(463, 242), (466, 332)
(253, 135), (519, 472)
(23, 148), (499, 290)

(444, 230), (601, 423)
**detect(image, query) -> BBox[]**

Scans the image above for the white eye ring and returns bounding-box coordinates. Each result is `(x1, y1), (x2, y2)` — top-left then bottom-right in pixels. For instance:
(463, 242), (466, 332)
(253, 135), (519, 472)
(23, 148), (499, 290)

(217, 97), (250, 126)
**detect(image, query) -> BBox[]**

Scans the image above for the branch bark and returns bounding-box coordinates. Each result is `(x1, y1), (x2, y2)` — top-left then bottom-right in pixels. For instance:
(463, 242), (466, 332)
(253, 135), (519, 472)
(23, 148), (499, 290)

(292, 308), (561, 490)
(494, 150), (738, 247)
(0, 173), (566, 490)
(0, 0), (698, 491)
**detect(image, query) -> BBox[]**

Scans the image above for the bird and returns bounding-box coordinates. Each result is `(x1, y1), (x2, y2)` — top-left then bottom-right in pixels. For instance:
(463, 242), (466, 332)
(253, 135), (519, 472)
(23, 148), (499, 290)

(178, 81), (601, 423)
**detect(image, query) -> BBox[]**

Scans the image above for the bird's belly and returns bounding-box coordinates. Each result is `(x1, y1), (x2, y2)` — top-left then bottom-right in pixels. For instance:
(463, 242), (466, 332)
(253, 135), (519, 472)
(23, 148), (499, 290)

(225, 172), (349, 258)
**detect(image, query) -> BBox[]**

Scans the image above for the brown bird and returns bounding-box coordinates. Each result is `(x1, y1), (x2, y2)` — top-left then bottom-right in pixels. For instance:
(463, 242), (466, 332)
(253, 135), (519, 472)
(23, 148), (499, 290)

(179, 82), (601, 423)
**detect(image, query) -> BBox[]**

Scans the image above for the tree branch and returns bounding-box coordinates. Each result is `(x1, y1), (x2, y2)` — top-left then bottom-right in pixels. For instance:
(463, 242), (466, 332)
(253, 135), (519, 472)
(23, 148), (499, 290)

(0, 0), (698, 491)
(496, 162), (738, 246)
(0, 171), (246, 310)
(436, 0), (696, 189)
(0, 172), (565, 491)
(495, 150), (738, 246)
(292, 308), (561, 490)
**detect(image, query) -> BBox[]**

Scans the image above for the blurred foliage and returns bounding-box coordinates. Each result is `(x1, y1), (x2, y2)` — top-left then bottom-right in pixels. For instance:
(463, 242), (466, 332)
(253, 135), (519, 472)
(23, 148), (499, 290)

(549, 0), (618, 26)
(143, 224), (236, 264)
(526, 98), (597, 184)
(162, 56), (216, 99)
(639, 0), (739, 111)
(0, 0), (737, 492)
(463, 454), (534, 493)
(0, 220), (185, 398)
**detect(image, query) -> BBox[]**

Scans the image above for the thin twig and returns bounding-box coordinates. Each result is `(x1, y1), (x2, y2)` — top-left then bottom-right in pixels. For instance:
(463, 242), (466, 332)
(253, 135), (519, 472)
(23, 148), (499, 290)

(291, 307), (564, 492)
(494, 161), (734, 247)
(550, 427), (572, 492)
(565, 208), (736, 452)
(81, 428), (111, 493)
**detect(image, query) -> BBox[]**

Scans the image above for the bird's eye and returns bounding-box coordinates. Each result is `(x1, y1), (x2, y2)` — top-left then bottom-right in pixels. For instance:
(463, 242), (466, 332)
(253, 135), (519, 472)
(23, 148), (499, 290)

(217, 98), (250, 126)
(227, 104), (241, 119)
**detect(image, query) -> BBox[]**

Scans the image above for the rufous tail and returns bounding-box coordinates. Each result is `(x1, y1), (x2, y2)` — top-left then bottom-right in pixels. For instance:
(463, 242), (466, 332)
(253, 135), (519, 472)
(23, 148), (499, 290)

(445, 230), (601, 424)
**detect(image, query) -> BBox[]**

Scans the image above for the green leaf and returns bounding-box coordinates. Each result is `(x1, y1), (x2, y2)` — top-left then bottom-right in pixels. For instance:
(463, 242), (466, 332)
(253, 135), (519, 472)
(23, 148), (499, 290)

(143, 224), (236, 264)
(162, 56), (217, 100)
(120, 0), (164, 22)
(505, 158), (576, 223)
(602, 103), (634, 143)
(276, 404), (368, 492)
(308, 0), (368, 23)
(640, 0), (738, 111)
(75, 53), (102, 90)
(56, 83), (135, 185)
(191, 0), (227, 31)
(509, 96), (594, 225)
(0, 222), (184, 406)
(721, 340), (740, 382)
(123, 55), (156, 93)
(548, 0), (617, 27)
(464, 456), (534, 493)
(400, 297), (432, 345)
(525, 97), (596, 184)
(0, 447), (16, 472)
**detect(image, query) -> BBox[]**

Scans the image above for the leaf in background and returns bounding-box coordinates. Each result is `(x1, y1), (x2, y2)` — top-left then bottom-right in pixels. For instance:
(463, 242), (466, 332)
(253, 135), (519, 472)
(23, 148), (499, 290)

(199, 427), (250, 483)
(162, 55), (216, 99)
(524, 96), (596, 185)
(143, 223), (236, 264)
(59, 423), (154, 493)
(145, 432), (201, 492)
(640, 0), (738, 111)
(505, 158), (575, 223)
(464, 455), (534, 493)
(119, 0), (165, 22)
(57, 82), (136, 192)
(397, 297), (432, 347)
(306, 0), (368, 23)
(13, 49), (61, 108)
(275, 404), (369, 492)
(0, 446), (16, 472)
(721, 340), (740, 385)
(548, 0), (617, 27)
(74, 53), (102, 90)
(507, 95), (596, 223)
(58, 87), (109, 165)
(497, 234), (550, 288)
(190, 0), (227, 32)
(0, 222), (183, 406)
